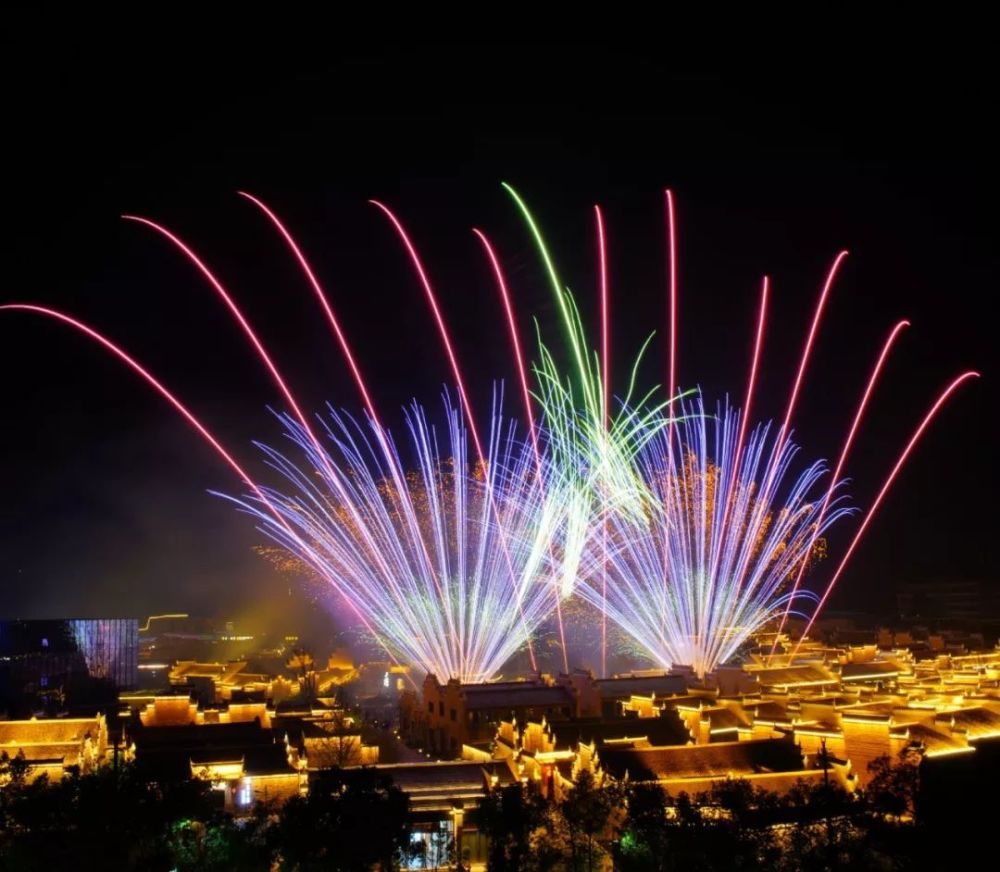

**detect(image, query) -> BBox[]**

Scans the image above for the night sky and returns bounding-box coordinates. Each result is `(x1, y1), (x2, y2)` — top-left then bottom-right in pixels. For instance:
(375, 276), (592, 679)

(1, 38), (995, 628)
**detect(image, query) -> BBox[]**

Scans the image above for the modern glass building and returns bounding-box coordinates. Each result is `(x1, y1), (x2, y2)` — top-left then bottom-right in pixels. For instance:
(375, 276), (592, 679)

(0, 618), (139, 707)
(68, 619), (139, 689)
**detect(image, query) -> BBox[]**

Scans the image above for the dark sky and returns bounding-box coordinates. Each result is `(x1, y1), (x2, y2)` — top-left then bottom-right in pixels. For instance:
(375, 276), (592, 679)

(0, 37), (995, 626)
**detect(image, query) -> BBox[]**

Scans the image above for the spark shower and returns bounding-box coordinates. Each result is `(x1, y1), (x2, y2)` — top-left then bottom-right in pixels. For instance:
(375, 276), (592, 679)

(1, 186), (978, 682)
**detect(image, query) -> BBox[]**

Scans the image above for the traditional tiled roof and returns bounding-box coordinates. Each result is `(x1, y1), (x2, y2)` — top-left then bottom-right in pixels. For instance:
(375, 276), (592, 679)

(747, 664), (838, 688)
(549, 714), (690, 749)
(655, 695), (715, 710)
(460, 685), (575, 710)
(170, 661), (247, 683)
(6, 744), (72, 764)
(133, 720), (290, 781)
(837, 702), (895, 721)
(595, 674), (688, 698)
(0, 717), (101, 745)
(841, 661), (903, 681)
(935, 706), (1000, 739)
(370, 761), (490, 790)
(700, 707), (751, 732)
(360, 760), (516, 813)
(131, 720), (270, 749)
(896, 723), (969, 756)
(599, 737), (805, 782)
(747, 701), (792, 723)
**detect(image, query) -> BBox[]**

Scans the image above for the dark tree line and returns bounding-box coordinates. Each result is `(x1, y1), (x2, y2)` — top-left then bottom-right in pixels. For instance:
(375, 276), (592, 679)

(0, 748), (944, 871)
(478, 752), (926, 872)
(1, 754), (410, 871)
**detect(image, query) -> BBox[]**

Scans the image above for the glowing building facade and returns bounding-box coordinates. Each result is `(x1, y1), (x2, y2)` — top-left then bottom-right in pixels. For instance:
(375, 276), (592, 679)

(68, 619), (138, 689)
(0, 619), (138, 714)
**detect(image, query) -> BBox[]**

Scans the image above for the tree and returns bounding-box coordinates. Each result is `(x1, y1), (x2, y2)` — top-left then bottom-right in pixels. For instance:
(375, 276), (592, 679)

(615, 782), (671, 872)
(167, 806), (273, 872)
(307, 708), (368, 767)
(559, 771), (619, 872)
(271, 768), (410, 870)
(0, 761), (227, 870)
(478, 783), (549, 871)
(865, 749), (920, 821)
(0, 749), (30, 789)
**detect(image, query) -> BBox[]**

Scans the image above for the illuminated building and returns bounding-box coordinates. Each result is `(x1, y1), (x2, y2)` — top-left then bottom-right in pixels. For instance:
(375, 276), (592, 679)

(373, 761), (516, 867)
(403, 670), (689, 758)
(0, 715), (108, 782)
(407, 674), (579, 758)
(123, 695), (378, 813)
(1, 619), (138, 714)
(155, 659), (358, 706)
(597, 737), (854, 795)
(68, 619), (138, 688)
(129, 719), (303, 812)
(432, 634), (1000, 800)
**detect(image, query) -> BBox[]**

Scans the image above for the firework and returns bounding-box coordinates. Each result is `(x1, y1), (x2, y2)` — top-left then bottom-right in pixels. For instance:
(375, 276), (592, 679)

(571, 398), (851, 677)
(500, 189), (977, 677)
(219, 392), (569, 684)
(1, 185), (979, 686)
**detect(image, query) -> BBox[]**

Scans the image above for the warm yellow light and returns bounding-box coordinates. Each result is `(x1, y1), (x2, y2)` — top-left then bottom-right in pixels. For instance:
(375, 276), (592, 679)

(924, 746), (975, 758)
(139, 613), (189, 632)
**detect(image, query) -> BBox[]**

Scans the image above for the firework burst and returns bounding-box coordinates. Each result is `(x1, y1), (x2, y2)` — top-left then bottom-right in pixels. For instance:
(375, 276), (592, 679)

(572, 398), (851, 677)
(0, 185), (979, 686)
(219, 392), (569, 684)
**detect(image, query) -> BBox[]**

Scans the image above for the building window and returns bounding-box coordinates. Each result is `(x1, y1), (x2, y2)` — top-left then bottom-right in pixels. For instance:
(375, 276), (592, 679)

(439, 702), (444, 717)
(237, 778), (253, 808)
(428, 701), (434, 713)
(450, 708), (456, 722)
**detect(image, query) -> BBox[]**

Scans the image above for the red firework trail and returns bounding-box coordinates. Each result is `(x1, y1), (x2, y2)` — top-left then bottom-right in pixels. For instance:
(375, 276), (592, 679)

(472, 228), (541, 464)
(122, 213), (450, 630)
(781, 251), (849, 435)
(1, 304), (265, 497)
(121, 216), (335, 470)
(727, 252), (848, 597)
(665, 189), (678, 407)
(661, 190), (679, 662)
(705, 276), (770, 596)
(791, 370), (980, 660)
(235, 192), (382, 427)
(369, 200), (487, 462)
(371, 200), (542, 671)
(472, 226), (567, 672)
(0, 303), (413, 682)
(737, 276), (770, 466)
(770, 318), (911, 658)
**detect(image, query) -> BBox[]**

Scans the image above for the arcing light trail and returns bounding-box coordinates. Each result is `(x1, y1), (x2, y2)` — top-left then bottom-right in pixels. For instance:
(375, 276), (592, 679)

(499, 187), (976, 677)
(472, 227), (570, 667)
(370, 200), (552, 670)
(0, 303), (411, 681)
(769, 318), (911, 658)
(572, 398), (853, 677)
(222, 393), (567, 684)
(790, 369), (980, 661)
(1, 186), (978, 684)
